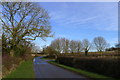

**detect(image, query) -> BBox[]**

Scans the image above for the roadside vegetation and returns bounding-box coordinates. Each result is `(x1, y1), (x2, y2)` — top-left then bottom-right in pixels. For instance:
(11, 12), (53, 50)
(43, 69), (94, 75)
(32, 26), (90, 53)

(1, 2), (119, 79)
(56, 56), (119, 79)
(40, 37), (120, 79)
(1, 2), (52, 78)
(41, 54), (119, 79)
(4, 60), (34, 78)
(48, 61), (114, 79)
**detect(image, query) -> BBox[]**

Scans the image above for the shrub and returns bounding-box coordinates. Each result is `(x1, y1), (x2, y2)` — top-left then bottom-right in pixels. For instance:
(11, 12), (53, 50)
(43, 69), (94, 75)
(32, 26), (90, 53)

(56, 56), (120, 78)
(21, 53), (33, 61)
(44, 54), (56, 59)
(2, 54), (23, 77)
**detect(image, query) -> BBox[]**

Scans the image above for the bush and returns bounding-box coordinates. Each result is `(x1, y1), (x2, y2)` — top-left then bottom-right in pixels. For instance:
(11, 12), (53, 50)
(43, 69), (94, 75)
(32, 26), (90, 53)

(56, 56), (120, 78)
(21, 53), (34, 61)
(44, 54), (56, 59)
(2, 54), (23, 77)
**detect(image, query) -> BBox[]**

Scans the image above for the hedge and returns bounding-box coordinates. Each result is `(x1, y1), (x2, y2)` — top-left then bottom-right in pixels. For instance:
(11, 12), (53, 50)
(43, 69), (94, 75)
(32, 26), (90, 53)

(56, 56), (120, 78)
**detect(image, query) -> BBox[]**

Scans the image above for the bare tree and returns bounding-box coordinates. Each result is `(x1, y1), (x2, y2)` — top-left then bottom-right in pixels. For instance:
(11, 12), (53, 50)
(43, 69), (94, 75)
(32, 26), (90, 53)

(50, 38), (86, 54)
(65, 39), (70, 53)
(69, 40), (77, 53)
(60, 38), (66, 53)
(50, 38), (70, 53)
(82, 39), (91, 56)
(93, 36), (108, 52)
(1, 2), (52, 55)
(76, 41), (82, 53)
(50, 38), (62, 53)
(60, 38), (70, 53)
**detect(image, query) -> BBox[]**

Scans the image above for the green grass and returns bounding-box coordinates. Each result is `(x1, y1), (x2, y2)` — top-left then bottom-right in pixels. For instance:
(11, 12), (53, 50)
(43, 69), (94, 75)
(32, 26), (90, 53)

(48, 61), (115, 80)
(4, 60), (35, 78)
(40, 57), (55, 60)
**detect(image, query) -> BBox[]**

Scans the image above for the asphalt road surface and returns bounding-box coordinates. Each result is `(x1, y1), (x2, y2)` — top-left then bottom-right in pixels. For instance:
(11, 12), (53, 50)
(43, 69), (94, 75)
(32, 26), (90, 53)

(33, 56), (88, 78)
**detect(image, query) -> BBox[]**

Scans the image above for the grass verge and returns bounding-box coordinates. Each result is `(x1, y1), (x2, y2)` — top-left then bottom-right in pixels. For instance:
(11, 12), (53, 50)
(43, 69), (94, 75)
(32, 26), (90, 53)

(40, 57), (55, 60)
(48, 61), (115, 80)
(3, 60), (35, 78)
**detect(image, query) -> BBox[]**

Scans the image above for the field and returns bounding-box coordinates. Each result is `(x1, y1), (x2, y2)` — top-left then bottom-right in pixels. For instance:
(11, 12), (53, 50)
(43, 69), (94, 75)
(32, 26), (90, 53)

(56, 51), (119, 57)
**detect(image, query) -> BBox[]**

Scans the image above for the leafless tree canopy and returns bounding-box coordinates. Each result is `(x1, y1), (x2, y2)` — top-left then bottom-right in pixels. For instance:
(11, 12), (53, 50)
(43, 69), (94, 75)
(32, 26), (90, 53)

(82, 39), (91, 55)
(45, 37), (110, 55)
(50, 38), (83, 54)
(1, 2), (52, 55)
(93, 36), (108, 52)
(50, 38), (62, 53)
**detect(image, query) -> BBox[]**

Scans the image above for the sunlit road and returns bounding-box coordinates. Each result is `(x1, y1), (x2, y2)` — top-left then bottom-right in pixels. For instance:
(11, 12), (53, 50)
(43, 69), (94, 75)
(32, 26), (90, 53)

(33, 56), (88, 78)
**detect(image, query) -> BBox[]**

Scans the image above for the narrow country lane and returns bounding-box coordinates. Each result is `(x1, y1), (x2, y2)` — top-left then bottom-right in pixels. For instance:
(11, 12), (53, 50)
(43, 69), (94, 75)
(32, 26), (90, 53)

(33, 56), (89, 79)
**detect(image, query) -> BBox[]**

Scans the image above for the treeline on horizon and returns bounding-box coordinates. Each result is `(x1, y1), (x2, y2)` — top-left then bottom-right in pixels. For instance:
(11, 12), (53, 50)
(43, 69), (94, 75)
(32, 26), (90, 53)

(42, 36), (119, 56)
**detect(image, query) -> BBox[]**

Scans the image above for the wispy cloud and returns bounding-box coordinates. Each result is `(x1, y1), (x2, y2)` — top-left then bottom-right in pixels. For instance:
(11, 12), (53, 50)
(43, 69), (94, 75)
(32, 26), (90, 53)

(69, 16), (99, 25)
(35, 2), (118, 47)
(55, 34), (71, 38)
(51, 11), (118, 31)
(48, 2), (117, 32)
(104, 25), (118, 31)
(50, 11), (99, 26)
(95, 15), (118, 31)
(50, 11), (65, 20)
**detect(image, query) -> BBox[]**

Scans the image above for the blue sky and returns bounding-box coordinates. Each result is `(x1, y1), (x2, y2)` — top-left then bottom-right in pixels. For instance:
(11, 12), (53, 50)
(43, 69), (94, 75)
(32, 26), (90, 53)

(33, 2), (118, 48)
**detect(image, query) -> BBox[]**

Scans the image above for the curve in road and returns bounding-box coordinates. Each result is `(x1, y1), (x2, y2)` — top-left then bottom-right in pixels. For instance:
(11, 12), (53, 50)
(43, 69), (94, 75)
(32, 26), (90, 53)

(33, 56), (88, 78)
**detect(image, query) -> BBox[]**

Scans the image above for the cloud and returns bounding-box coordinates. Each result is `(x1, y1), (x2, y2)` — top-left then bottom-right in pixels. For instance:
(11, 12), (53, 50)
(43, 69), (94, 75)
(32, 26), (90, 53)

(55, 34), (71, 38)
(69, 16), (99, 25)
(104, 26), (118, 31)
(50, 12), (64, 20)
(105, 20), (118, 31)
(95, 15), (118, 31)
(49, 2), (117, 31)
(51, 11), (118, 31)
(50, 11), (99, 26)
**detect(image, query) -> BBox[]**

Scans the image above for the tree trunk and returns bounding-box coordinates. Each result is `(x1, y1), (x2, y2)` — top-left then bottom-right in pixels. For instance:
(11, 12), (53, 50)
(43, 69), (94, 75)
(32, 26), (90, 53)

(85, 50), (88, 56)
